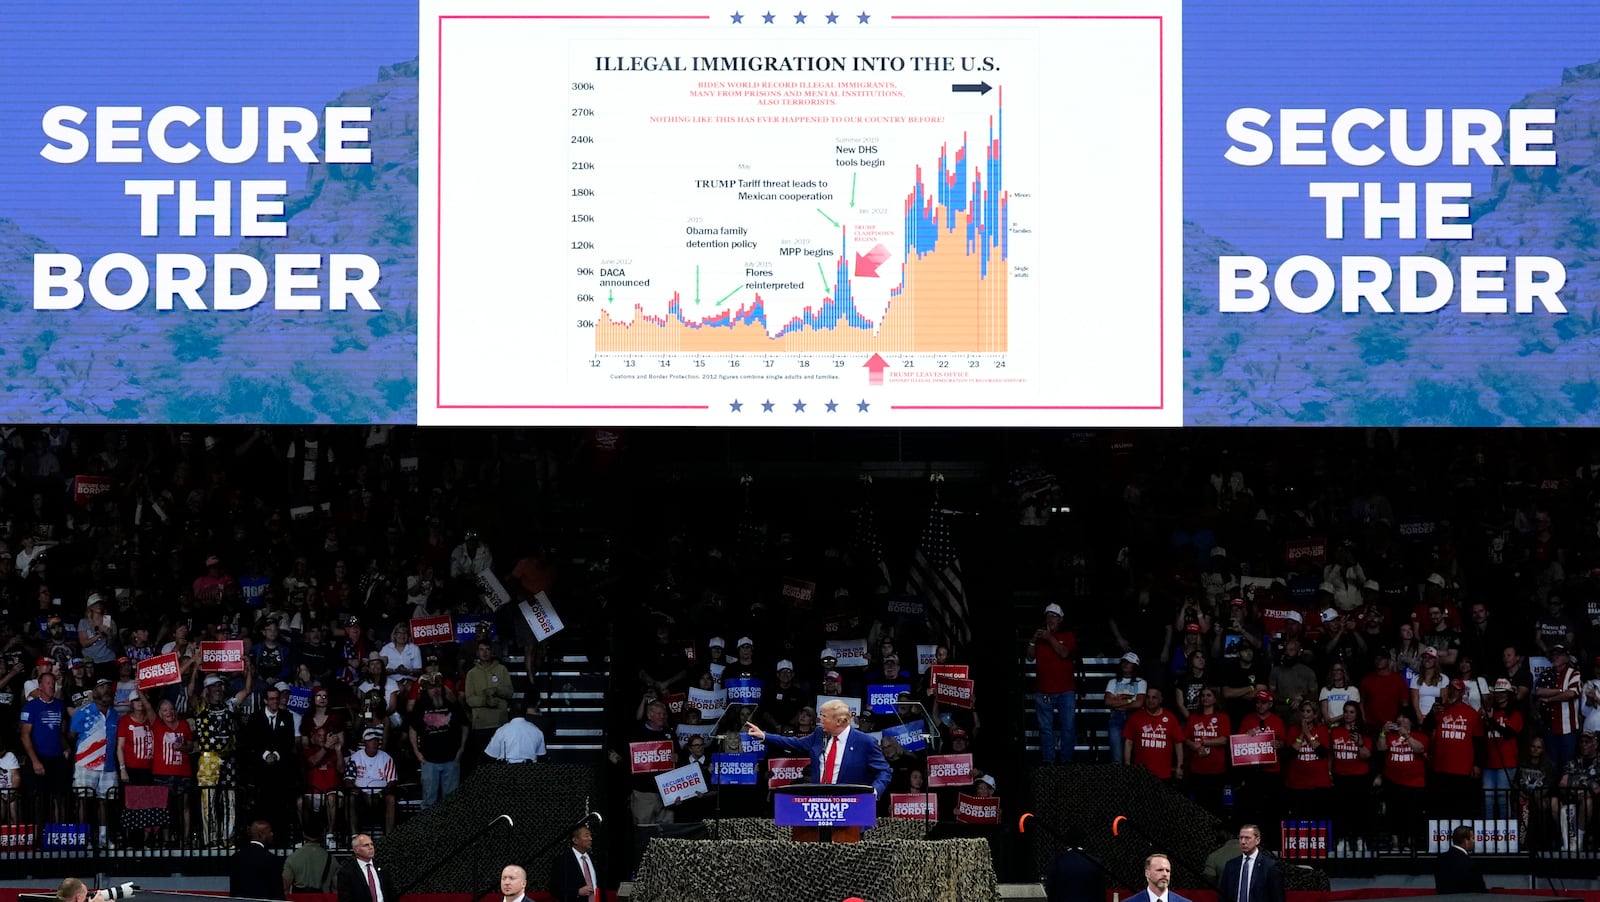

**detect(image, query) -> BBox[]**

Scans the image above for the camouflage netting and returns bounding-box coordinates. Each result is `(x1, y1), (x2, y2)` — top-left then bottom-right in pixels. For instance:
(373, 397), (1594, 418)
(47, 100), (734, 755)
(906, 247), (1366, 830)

(700, 816), (930, 842)
(378, 762), (598, 894)
(1029, 765), (1329, 893)
(632, 838), (1000, 902)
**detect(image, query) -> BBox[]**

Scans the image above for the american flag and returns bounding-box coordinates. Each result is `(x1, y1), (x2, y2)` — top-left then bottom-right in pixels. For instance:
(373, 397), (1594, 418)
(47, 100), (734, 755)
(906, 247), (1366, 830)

(907, 505), (970, 651)
(851, 490), (892, 589)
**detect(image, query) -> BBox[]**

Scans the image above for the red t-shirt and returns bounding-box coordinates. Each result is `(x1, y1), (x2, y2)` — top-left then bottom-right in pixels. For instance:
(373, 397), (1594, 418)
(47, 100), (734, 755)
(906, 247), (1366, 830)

(1186, 712), (1231, 776)
(1035, 631), (1078, 694)
(1483, 709), (1522, 770)
(117, 717), (155, 771)
(1236, 711), (1286, 772)
(152, 719), (192, 777)
(1125, 708), (1185, 780)
(1358, 670), (1408, 727)
(303, 748), (343, 794)
(1381, 728), (1428, 787)
(1284, 724), (1333, 789)
(1330, 725), (1370, 777)
(1428, 702), (1482, 776)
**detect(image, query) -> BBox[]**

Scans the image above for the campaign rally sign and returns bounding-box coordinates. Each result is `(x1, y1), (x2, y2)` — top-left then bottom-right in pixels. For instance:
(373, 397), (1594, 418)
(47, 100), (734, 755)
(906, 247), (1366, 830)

(72, 475), (112, 507)
(929, 664), (969, 691)
(136, 653), (181, 690)
(927, 753), (974, 787)
(824, 639), (869, 668)
(1285, 537), (1329, 569)
(916, 645), (938, 674)
(935, 676), (976, 709)
(890, 793), (938, 820)
(453, 615), (497, 643)
(709, 661), (725, 683)
(409, 615), (455, 645)
(724, 677), (763, 705)
(1230, 732), (1279, 766)
(821, 614), (861, 636)
(687, 687), (727, 721)
(655, 763), (709, 806)
(629, 739), (676, 775)
(518, 591), (564, 641)
(815, 695), (862, 717)
(882, 719), (928, 753)
(956, 793), (1001, 825)
(867, 683), (912, 715)
(774, 792), (878, 828)
(239, 575), (271, 608)
(662, 692), (687, 716)
(286, 686), (314, 715)
(768, 757), (809, 789)
(199, 640), (245, 672)
(781, 577), (815, 609)
(738, 732), (764, 754)
(477, 571), (512, 611)
(710, 751), (762, 785)
(885, 596), (925, 617)
(674, 723), (715, 746)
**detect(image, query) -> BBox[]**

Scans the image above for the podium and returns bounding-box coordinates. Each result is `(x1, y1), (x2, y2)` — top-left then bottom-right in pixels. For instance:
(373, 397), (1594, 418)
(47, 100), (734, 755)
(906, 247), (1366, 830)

(773, 783), (876, 844)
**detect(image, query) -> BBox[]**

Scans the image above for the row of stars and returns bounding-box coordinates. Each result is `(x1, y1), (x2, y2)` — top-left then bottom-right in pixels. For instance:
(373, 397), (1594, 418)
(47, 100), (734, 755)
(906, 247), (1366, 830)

(730, 11), (871, 23)
(729, 399), (872, 412)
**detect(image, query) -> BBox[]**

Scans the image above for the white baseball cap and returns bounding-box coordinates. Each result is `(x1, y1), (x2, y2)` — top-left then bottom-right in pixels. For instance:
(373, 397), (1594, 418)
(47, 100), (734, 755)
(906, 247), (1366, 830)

(737, 636), (754, 647)
(1121, 652), (1140, 665)
(776, 660), (794, 672)
(1044, 603), (1064, 617)
(708, 636), (726, 648)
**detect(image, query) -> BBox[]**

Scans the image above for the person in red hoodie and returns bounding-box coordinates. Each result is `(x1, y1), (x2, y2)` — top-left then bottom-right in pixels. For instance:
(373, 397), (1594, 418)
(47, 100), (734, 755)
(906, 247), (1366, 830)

(1427, 679), (1483, 821)
(1330, 701), (1373, 854)
(1284, 700), (1332, 821)
(1236, 688), (1287, 847)
(1378, 712), (1428, 851)
(1184, 687), (1231, 818)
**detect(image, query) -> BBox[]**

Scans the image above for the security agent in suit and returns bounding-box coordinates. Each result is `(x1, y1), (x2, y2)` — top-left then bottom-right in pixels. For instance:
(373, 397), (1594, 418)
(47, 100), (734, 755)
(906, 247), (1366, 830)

(1125, 853), (1191, 902)
(229, 820), (285, 899)
(1218, 824), (1285, 902)
(337, 834), (397, 902)
(1435, 825), (1488, 894)
(550, 825), (602, 902)
(744, 698), (892, 796)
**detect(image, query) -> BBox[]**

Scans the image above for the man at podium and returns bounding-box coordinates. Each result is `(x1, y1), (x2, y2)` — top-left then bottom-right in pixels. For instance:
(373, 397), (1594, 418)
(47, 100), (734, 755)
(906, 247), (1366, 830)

(746, 699), (892, 797)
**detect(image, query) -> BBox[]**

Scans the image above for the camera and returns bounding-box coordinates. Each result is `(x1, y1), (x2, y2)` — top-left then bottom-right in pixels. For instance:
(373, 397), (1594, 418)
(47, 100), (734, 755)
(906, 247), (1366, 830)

(104, 883), (139, 901)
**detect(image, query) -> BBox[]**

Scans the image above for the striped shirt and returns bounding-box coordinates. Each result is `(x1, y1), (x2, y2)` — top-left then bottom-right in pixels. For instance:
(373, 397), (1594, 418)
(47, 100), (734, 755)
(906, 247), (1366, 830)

(1547, 666), (1583, 735)
(70, 704), (119, 772)
(347, 749), (397, 788)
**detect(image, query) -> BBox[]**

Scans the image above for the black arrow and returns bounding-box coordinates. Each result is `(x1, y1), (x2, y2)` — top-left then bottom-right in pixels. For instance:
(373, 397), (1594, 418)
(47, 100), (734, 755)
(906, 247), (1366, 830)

(951, 82), (993, 95)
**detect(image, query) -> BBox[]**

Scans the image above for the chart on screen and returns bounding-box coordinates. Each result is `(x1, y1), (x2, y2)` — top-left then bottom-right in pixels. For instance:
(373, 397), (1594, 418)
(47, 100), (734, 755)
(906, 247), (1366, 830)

(421, 0), (1180, 425)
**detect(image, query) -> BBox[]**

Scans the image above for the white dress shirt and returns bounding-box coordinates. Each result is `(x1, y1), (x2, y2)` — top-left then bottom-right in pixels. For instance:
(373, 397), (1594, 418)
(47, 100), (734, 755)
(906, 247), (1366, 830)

(357, 859), (384, 902)
(571, 847), (597, 892)
(486, 718), (547, 763)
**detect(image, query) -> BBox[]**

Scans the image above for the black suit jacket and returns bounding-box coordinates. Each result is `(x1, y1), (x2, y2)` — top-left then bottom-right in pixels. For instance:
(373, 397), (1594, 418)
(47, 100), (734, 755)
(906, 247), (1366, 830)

(245, 708), (300, 782)
(1435, 847), (1487, 894)
(337, 858), (398, 902)
(1218, 852), (1285, 902)
(229, 841), (285, 899)
(550, 847), (600, 902)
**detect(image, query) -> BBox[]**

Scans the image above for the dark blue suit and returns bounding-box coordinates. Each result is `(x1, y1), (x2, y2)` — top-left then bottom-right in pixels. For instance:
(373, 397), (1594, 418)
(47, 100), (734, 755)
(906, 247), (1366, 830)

(760, 727), (892, 797)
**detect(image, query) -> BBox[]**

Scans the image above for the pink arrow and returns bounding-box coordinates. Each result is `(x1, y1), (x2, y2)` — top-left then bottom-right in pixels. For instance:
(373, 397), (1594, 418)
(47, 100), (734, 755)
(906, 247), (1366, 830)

(864, 353), (889, 385)
(854, 244), (891, 278)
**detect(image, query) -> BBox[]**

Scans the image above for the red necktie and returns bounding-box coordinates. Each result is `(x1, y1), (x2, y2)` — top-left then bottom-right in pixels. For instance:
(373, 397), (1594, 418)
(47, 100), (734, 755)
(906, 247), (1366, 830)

(365, 862), (379, 902)
(822, 736), (839, 783)
(580, 855), (595, 895)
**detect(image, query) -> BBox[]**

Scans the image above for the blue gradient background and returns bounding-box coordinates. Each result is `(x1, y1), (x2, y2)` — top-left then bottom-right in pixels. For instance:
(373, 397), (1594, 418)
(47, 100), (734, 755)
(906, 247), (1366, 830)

(1184, 1), (1600, 425)
(0, 1), (418, 422)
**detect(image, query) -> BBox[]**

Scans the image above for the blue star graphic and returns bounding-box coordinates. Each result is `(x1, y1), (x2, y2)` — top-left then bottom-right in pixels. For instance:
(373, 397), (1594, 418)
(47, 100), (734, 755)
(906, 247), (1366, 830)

(761, 399), (775, 412)
(731, 11), (743, 22)
(857, 399), (870, 411)
(825, 399), (838, 412)
(794, 399), (807, 412)
(857, 11), (870, 22)
(762, 11), (776, 22)
(825, 11), (838, 22)
(730, 399), (743, 412)
(794, 11), (807, 22)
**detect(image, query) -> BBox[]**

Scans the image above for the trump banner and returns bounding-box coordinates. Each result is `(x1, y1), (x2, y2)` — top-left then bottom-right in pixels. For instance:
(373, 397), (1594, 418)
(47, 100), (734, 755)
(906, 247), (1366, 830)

(1230, 732), (1279, 766)
(655, 763), (709, 806)
(686, 686), (727, 721)
(781, 577), (815, 609)
(286, 686), (314, 715)
(662, 692), (687, 716)
(956, 793), (1000, 825)
(136, 652), (181, 690)
(517, 591), (564, 642)
(824, 638), (869, 668)
(768, 757), (809, 789)
(929, 664), (969, 690)
(409, 615), (454, 645)
(629, 740), (676, 775)
(882, 719), (928, 753)
(710, 752), (762, 785)
(890, 793), (937, 820)
(72, 475), (112, 507)
(199, 640), (245, 672)
(927, 753), (974, 788)
(724, 677), (762, 706)
(453, 615), (497, 643)
(916, 645), (938, 674)
(867, 683), (911, 715)
(935, 676), (976, 709)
